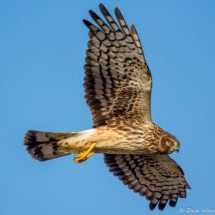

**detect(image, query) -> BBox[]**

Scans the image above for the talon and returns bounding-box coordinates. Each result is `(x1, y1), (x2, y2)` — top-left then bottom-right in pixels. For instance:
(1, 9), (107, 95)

(73, 143), (97, 163)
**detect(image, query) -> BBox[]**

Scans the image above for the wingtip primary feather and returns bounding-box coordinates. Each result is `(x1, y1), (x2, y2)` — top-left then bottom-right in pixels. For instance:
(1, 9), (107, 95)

(83, 4), (151, 127)
(149, 201), (158, 210)
(104, 154), (190, 211)
(99, 3), (105, 11)
(114, 7), (121, 16)
(114, 7), (122, 19)
(130, 24), (145, 59)
(130, 24), (139, 43)
(89, 10), (96, 18)
(83, 19), (90, 26)
(114, 7), (131, 36)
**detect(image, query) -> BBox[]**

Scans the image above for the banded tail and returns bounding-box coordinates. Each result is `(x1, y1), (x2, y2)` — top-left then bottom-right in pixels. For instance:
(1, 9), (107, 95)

(24, 130), (79, 161)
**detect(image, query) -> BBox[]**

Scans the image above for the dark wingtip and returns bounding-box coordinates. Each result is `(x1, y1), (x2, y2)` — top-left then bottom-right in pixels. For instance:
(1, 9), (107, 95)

(83, 19), (92, 27)
(99, 3), (109, 16)
(99, 3), (104, 9)
(149, 202), (157, 211)
(158, 203), (167, 211)
(169, 200), (177, 207)
(89, 9), (100, 20)
(114, 7), (121, 18)
(89, 10), (95, 17)
(114, 7), (119, 13)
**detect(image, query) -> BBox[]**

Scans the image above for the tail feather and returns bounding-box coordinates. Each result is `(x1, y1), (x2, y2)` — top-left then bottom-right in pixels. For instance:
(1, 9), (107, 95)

(24, 130), (78, 161)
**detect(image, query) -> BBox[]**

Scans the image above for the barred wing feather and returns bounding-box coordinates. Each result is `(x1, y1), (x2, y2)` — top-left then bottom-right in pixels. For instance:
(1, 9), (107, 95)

(84, 4), (152, 128)
(104, 154), (191, 210)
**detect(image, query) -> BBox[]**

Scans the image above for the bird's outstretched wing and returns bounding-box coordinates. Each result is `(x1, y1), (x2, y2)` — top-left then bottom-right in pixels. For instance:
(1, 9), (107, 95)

(104, 154), (191, 211)
(84, 4), (152, 128)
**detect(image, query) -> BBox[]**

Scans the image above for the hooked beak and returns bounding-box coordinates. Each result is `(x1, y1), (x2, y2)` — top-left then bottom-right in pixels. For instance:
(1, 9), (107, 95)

(176, 142), (180, 153)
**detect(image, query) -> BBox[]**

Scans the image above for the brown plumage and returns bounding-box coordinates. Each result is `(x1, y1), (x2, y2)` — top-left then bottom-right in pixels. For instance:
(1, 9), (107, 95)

(24, 4), (190, 211)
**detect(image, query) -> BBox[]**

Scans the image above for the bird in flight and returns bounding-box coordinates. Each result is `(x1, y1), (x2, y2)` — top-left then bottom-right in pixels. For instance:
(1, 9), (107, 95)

(24, 4), (190, 211)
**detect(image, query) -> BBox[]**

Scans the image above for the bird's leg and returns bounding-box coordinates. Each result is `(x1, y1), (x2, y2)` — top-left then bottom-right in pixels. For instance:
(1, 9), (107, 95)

(73, 143), (97, 163)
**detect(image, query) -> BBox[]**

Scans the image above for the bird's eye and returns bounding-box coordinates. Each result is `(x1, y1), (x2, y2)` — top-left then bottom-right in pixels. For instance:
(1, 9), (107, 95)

(168, 140), (174, 146)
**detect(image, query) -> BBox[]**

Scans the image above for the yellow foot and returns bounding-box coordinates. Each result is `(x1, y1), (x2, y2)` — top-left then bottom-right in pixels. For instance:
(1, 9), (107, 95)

(73, 143), (97, 163)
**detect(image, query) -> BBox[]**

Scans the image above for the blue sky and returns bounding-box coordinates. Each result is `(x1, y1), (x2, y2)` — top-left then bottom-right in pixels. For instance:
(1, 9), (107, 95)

(1, 0), (215, 214)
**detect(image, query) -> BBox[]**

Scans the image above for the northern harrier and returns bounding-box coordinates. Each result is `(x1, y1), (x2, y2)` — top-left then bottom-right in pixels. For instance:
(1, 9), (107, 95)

(24, 4), (190, 211)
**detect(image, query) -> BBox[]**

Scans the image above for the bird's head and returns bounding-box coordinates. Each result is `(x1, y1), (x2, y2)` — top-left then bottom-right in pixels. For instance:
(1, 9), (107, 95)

(159, 133), (180, 154)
